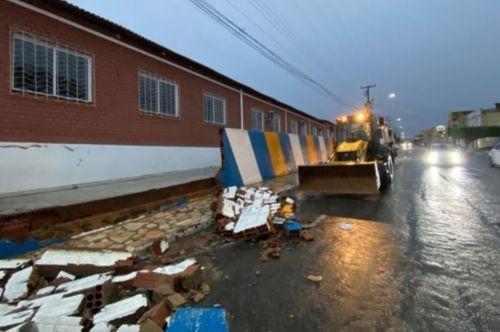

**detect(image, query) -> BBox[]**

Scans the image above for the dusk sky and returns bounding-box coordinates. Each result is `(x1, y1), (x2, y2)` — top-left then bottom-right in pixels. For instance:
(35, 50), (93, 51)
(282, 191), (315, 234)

(68, 0), (500, 137)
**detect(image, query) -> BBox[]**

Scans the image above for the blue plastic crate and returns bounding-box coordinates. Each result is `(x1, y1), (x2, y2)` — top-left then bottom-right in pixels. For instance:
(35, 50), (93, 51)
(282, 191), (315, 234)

(167, 307), (229, 332)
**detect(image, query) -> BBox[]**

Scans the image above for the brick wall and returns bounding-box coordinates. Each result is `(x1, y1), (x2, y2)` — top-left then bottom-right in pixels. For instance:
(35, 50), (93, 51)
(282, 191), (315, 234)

(0, 0), (335, 148)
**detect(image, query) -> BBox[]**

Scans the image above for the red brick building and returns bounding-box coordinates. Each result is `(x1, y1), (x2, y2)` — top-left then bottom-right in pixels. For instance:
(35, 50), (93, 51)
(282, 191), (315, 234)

(0, 0), (336, 194)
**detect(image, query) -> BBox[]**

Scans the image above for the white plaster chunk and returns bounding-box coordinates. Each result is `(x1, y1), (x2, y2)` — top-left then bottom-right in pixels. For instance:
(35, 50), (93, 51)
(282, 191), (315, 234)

(36, 249), (133, 267)
(233, 204), (270, 233)
(153, 258), (197, 275)
(0, 259), (30, 270)
(111, 271), (137, 283)
(221, 199), (235, 219)
(56, 273), (112, 294)
(116, 324), (141, 332)
(33, 315), (83, 332)
(224, 222), (235, 231)
(36, 285), (55, 296)
(56, 270), (76, 280)
(17, 293), (64, 310)
(0, 309), (33, 329)
(0, 303), (17, 316)
(222, 186), (237, 199)
(90, 323), (113, 332)
(93, 294), (148, 324)
(34, 294), (84, 319)
(3, 267), (32, 302)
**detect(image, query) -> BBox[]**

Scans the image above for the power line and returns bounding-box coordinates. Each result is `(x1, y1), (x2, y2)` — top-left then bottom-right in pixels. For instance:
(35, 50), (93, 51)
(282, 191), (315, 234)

(188, 0), (353, 107)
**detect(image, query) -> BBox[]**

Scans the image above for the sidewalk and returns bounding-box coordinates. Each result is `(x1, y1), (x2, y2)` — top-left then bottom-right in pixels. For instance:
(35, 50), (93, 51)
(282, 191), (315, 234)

(0, 167), (219, 216)
(30, 173), (300, 257)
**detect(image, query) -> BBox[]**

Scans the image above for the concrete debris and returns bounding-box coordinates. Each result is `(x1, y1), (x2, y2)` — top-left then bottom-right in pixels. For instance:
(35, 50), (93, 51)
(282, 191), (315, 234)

(93, 294), (148, 325)
(301, 230), (315, 241)
(35, 249), (137, 277)
(33, 293), (84, 319)
(307, 274), (323, 282)
(339, 223), (353, 231)
(0, 259), (30, 270)
(0, 309), (34, 329)
(33, 315), (85, 332)
(152, 258), (196, 276)
(166, 293), (186, 309)
(3, 267), (33, 302)
(56, 270), (76, 281)
(0, 246), (214, 331)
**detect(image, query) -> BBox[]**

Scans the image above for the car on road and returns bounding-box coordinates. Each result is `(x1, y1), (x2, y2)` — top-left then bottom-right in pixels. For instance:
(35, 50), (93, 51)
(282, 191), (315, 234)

(489, 143), (500, 167)
(401, 141), (413, 150)
(425, 143), (463, 165)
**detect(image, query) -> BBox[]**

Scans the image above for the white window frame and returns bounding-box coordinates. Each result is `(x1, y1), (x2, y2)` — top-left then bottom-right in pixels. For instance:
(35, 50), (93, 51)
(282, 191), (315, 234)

(203, 92), (226, 125)
(11, 32), (93, 102)
(138, 71), (179, 117)
(251, 108), (264, 131)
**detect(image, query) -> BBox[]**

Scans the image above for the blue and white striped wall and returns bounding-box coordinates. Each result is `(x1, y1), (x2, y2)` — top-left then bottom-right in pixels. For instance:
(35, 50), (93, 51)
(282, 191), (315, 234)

(219, 128), (334, 187)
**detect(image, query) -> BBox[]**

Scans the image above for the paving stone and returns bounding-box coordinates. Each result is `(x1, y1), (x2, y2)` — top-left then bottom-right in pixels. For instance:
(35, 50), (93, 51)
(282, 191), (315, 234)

(85, 232), (107, 242)
(90, 238), (113, 249)
(145, 230), (165, 240)
(159, 223), (171, 231)
(123, 222), (144, 232)
(176, 218), (200, 228)
(109, 232), (133, 244)
(153, 211), (172, 219)
(109, 244), (125, 250)
(145, 224), (158, 229)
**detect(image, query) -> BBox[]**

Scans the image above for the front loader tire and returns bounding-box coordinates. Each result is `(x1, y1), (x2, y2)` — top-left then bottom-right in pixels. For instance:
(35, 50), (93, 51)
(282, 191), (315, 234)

(378, 156), (394, 192)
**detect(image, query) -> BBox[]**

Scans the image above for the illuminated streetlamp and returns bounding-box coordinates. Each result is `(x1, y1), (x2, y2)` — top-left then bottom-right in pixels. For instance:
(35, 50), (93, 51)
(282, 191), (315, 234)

(388, 92), (396, 99)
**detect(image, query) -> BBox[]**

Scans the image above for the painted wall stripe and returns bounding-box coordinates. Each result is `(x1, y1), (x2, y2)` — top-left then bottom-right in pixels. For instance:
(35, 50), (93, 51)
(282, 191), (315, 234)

(225, 129), (262, 185)
(278, 133), (296, 172)
(248, 131), (275, 180)
(318, 137), (327, 162)
(288, 134), (304, 167)
(299, 135), (310, 165)
(306, 136), (318, 165)
(219, 132), (244, 187)
(264, 133), (287, 177)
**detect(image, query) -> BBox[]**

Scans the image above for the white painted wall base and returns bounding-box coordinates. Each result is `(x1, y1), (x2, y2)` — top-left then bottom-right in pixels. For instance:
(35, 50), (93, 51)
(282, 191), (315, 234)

(0, 142), (221, 195)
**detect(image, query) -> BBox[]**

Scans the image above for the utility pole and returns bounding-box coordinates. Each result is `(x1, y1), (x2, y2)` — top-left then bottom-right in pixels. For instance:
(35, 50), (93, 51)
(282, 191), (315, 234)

(361, 84), (376, 111)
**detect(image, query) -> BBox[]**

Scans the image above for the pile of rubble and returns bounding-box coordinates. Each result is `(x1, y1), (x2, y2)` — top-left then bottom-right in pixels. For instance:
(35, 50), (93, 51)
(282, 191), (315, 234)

(213, 186), (314, 259)
(0, 248), (215, 331)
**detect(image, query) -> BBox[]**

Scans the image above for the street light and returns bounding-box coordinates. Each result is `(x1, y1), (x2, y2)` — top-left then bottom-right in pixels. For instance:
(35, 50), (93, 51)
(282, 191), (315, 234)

(388, 92), (396, 99)
(396, 118), (401, 122)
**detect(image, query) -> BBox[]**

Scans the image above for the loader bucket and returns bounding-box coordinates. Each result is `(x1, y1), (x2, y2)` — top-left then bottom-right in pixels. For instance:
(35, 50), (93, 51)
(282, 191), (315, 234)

(298, 162), (380, 195)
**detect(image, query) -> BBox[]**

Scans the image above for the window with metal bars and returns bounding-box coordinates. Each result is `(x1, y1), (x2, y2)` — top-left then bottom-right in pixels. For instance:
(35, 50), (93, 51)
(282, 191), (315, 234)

(139, 73), (178, 117)
(203, 93), (226, 125)
(251, 109), (264, 131)
(12, 33), (92, 102)
(290, 119), (299, 134)
(271, 114), (280, 133)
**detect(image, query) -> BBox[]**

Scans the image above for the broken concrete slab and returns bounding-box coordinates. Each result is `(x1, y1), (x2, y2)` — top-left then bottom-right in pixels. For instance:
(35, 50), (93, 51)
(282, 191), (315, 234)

(0, 309), (34, 329)
(35, 249), (136, 277)
(93, 294), (149, 325)
(32, 316), (85, 332)
(3, 266), (33, 302)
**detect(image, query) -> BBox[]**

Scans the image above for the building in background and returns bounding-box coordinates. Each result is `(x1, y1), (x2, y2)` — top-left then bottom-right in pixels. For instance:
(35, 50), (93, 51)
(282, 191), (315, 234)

(0, 0), (336, 195)
(466, 104), (500, 127)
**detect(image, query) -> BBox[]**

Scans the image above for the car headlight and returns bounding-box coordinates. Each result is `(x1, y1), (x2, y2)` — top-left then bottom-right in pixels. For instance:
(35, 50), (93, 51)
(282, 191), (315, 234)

(450, 151), (462, 164)
(427, 152), (438, 164)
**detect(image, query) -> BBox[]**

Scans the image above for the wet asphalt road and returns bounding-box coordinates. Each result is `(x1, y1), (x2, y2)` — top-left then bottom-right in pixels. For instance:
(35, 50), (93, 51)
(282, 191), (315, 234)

(200, 148), (500, 332)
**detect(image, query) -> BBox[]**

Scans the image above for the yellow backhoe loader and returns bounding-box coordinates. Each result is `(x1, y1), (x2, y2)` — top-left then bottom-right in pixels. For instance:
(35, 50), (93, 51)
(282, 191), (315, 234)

(298, 110), (396, 195)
